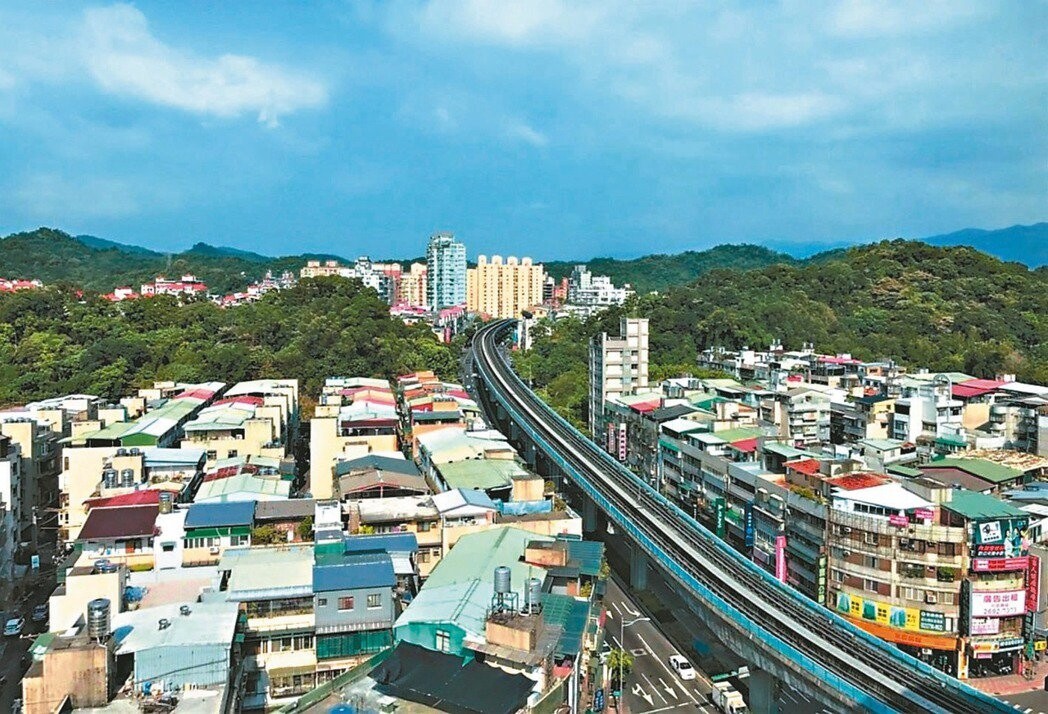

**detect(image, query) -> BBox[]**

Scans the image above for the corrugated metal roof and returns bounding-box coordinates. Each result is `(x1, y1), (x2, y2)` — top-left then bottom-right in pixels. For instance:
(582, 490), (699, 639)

(943, 489), (1028, 520)
(195, 473), (290, 502)
(220, 544), (313, 599)
(113, 600), (239, 653)
(79, 504), (159, 540)
(334, 455), (420, 477)
(437, 460), (526, 491)
(342, 532), (418, 555)
(185, 501), (256, 528)
(313, 551), (396, 592)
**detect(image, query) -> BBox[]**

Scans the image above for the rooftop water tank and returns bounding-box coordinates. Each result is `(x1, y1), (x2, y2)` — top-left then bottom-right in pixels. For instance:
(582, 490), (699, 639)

(87, 598), (110, 640)
(494, 566), (511, 594)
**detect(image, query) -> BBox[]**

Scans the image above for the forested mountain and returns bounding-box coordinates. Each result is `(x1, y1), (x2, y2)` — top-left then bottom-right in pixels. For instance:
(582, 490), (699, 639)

(0, 228), (317, 294)
(922, 223), (1047, 266)
(0, 277), (458, 405)
(544, 244), (795, 294)
(517, 240), (1048, 427)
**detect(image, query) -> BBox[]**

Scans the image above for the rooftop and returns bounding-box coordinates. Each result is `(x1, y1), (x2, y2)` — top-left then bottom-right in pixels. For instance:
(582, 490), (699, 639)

(112, 600), (239, 653)
(195, 472), (291, 502)
(356, 495), (440, 523)
(79, 504), (159, 540)
(437, 459), (527, 491)
(314, 551), (396, 592)
(254, 498), (316, 520)
(833, 482), (933, 511)
(920, 458), (1023, 484)
(219, 544), (314, 600)
(431, 488), (497, 515)
(860, 438), (907, 452)
(824, 472), (891, 491)
(184, 501), (256, 528)
(943, 489), (1029, 520)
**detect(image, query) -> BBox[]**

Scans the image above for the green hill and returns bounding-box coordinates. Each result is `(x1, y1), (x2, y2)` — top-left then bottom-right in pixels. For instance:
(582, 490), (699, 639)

(544, 244), (795, 293)
(518, 240), (1048, 426)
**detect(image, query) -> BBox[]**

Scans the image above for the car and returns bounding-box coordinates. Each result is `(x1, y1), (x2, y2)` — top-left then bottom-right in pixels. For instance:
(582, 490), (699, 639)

(31, 604), (47, 623)
(4, 616), (25, 637)
(668, 654), (696, 680)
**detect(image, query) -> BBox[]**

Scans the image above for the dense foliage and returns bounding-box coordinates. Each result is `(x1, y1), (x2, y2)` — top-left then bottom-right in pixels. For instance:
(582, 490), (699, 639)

(0, 228), (339, 294)
(544, 244), (794, 294)
(518, 241), (1048, 425)
(0, 277), (458, 406)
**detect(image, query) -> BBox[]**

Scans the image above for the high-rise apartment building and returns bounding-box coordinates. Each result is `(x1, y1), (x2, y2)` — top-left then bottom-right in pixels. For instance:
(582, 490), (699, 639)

(466, 255), (545, 319)
(399, 263), (428, 308)
(426, 233), (466, 310)
(589, 317), (649, 437)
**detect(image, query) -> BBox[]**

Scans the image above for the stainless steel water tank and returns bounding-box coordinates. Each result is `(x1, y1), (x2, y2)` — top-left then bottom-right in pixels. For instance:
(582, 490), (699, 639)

(494, 565), (512, 594)
(87, 598), (110, 639)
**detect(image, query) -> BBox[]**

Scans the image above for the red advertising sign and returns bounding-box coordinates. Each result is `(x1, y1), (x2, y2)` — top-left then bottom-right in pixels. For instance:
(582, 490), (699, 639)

(973, 543), (1007, 557)
(775, 535), (787, 582)
(889, 514), (909, 527)
(1028, 555), (1041, 613)
(914, 508), (935, 521)
(972, 557), (1029, 573)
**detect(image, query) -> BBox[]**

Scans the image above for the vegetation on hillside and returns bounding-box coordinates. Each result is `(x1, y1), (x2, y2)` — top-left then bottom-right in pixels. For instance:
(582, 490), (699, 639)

(544, 244), (795, 294)
(0, 277), (458, 405)
(517, 241), (1048, 425)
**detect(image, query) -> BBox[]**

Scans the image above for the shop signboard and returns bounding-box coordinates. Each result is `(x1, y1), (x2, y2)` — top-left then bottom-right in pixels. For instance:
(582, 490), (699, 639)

(744, 503), (755, 548)
(889, 514), (909, 527)
(969, 590), (1025, 618)
(817, 554), (827, 605)
(1027, 555), (1041, 613)
(606, 424), (616, 455)
(969, 617), (1000, 635)
(617, 423), (627, 462)
(914, 508), (935, 521)
(835, 593), (948, 633)
(971, 557), (1029, 573)
(714, 498), (726, 539)
(775, 534), (787, 582)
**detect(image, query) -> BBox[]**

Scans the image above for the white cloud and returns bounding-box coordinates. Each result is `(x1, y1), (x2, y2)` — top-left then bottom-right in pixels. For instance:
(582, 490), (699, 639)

(416, 0), (604, 47)
(80, 4), (327, 126)
(505, 121), (548, 147)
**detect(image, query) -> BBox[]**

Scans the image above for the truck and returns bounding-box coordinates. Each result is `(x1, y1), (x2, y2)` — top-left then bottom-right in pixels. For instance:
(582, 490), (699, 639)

(710, 682), (748, 714)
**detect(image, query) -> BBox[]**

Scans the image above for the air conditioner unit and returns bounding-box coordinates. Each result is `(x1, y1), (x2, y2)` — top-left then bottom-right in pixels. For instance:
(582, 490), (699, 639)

(209, 546), (220, 555)
(842, 550), (851, 557)
(899, 538), (910, 546)
(843, 527), (852, 534)
(925, 593), (937, 605)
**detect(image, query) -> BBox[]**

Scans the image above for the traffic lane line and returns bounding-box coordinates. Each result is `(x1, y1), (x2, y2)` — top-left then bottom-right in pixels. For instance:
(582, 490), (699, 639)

(642, 674), (668, 704)
(637, 633), (700, 705)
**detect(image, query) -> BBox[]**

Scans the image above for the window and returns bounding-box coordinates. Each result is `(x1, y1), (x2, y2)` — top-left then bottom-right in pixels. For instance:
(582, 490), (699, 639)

(832, 569), (844, 583)
(228, 450), (238, 458)
(230, 534), (249, 546)
(901, 587), (919, 601)
(418, 521), (432, 532)
(942, 592), (955, 605)
(418, 550), (430, 564)
(317, 598), (328, 607)
(435, 629), (451, 652)
(63, 456), (69, 471)
(367, 594), (381, 609)
(863, 556), (878, 569)
(161, 543), (175, 552)
(863, 578), (878, 593)
(206, 450), (217, 461)
(338, 597), (354, 611)
(864, 532), (879, 546)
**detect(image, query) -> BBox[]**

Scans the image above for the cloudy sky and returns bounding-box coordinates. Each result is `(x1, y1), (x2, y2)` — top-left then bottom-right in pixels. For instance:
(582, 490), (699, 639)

(0, 2), (1044, 259)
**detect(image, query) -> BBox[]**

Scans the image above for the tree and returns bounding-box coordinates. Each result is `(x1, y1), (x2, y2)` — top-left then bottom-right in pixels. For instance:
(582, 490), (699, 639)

(607, 648), (633, 688)
(251, 525), (281, 545)
(295, 516), (314, 541)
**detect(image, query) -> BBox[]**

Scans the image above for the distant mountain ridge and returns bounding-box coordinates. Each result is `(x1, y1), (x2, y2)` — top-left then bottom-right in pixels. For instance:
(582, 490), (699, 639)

(0, 223), (1043, 294)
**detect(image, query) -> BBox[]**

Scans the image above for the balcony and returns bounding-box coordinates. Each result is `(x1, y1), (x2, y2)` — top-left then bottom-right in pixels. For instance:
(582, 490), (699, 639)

(246, 611), (315, 635)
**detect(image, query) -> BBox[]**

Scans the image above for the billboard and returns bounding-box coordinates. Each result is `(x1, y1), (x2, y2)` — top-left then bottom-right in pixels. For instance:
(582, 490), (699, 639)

(969, 617), (1001, 635)
(817, 554), (827, 605)
(606, 424), (616, 455)
(617, 423), (627, 462)
(972, 557), (1029, 573)
(834, 593), (948, 633)
(972, 517), (1030, 558)
(1028, 555), (1041, 613)
(714, 498), (726, 538)
(743, 503), (755, 548)
(969, 590), (1025, 618)
(775, 535), (787, 582)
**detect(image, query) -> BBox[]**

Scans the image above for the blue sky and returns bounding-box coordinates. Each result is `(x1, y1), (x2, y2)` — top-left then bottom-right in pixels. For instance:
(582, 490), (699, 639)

(0, 1), (1044, 260)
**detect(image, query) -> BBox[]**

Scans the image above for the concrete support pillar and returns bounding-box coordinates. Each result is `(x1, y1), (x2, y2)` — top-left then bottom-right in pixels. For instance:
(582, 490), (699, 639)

(629, 545), (648, 591)
(583, 497), (598, 533)
(524, 442), (537, 469)
(748, 668), (779, 714)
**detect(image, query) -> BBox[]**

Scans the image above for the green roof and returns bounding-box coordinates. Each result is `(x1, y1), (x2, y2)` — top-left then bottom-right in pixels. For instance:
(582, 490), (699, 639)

(924, 458), (1023, 484)
(763, 442), (809, 459)
(692, 396), (728, 411)
(943, 489), (1028, 520)
(437, 460), (528, 491)
(561, 536), (604, 577)
(542, 592), (590, 657)
(887, 465), (923, 478)
(714, 426), (765, 443)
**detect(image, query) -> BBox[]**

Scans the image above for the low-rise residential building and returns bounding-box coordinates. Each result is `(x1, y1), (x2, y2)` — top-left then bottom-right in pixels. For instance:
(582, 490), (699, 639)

(183, 501), (255, 566)
(76, 503), (160, 570)
(182, 382), (297, 469)
(335, 455), (429, 500)
(195, 455), (293, 502)
(760, 387), (833, 447)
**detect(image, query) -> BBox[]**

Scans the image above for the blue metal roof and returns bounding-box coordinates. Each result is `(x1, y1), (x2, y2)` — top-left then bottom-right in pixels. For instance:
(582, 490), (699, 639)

(184, 500), (256, 528)
(342, 532), (418, 554)
(459, 488), (497, 509)
(313, 552), (396, 592)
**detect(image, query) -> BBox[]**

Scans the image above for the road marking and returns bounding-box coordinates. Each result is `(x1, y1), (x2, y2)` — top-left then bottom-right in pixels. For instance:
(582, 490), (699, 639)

(637, 634), (699, 704)
(634, 706), (695, 714)
(632, 683), (654, 706)
(642, 674), (667, 704)
(613, 602), (626, 616)
(658, 677), (678, 699)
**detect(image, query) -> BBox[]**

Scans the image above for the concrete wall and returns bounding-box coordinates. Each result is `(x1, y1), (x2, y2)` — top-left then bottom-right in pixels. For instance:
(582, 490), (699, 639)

(50, 568), (126, 632)
(315, 585), (394, 632)
(22, 641), (110, 714)
(134, 643), (231, 689)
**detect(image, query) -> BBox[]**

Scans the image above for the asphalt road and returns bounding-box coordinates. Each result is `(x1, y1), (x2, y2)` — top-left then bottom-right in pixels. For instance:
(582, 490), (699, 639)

(603, 576), (715, 714)
(0, 562), (58, 713)
(1002, 689), (1048, 714)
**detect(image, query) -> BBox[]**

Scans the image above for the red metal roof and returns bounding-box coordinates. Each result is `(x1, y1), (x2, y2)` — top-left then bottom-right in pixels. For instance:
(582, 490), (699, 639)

(629, 399), (661, 414)
(952, 379), (1008, 399)
(213, 395), (265, 407)
(729, 438), (759, 453)
(824, 472), (890, 491)
(786, 458), (821, 476)
(78, 504), (160, 540)
(83, 490), (174, 508)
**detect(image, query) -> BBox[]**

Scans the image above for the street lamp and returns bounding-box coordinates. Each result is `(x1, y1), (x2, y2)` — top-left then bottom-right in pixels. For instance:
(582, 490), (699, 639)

(618, 616), (650, 704)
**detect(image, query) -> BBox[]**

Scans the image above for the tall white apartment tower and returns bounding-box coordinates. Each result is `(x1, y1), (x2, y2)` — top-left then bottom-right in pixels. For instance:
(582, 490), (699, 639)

(589, 317), (650, 437)
(426, 232), (467, 310)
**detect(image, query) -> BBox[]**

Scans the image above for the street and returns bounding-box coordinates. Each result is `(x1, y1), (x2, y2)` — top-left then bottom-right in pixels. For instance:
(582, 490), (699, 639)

(0, 550), (59, 714)
(1001, 690), (1048, 714)
(603, 576), (714, 714)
